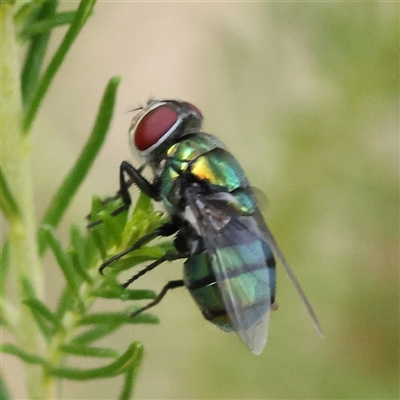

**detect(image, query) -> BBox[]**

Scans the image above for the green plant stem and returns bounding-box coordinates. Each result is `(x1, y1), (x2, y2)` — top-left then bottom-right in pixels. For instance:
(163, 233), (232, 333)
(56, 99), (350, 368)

(1, 4), (49, 398)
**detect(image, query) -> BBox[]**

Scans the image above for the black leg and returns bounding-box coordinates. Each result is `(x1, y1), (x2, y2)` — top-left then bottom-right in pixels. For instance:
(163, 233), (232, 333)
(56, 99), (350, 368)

(130, 280), (185, 318)
(122, 251), (187, 288)
(119, 161), (159, 202)
(88, 161), (158, 228)
(99, 220), (181, 274)
(104, 161), (159, 219)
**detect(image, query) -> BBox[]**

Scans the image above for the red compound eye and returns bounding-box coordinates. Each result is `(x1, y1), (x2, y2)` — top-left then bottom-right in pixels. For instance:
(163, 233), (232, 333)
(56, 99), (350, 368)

(134, 106), (179, 151)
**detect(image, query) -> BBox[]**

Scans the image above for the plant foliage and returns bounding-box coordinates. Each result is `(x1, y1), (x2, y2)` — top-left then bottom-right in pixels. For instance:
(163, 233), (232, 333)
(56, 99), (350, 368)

(1, 1), (164, 398)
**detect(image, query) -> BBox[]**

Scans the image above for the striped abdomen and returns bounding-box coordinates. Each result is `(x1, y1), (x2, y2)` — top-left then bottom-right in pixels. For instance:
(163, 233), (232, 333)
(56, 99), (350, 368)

(183, 231), (276, 332)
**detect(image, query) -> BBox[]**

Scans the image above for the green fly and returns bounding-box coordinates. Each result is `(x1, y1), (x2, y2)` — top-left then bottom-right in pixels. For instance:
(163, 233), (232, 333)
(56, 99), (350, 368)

(99, 99), (322, 354)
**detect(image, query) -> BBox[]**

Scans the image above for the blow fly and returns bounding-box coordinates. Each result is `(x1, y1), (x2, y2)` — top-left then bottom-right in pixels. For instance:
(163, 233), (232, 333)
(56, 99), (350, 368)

(99, 99), (322, 355)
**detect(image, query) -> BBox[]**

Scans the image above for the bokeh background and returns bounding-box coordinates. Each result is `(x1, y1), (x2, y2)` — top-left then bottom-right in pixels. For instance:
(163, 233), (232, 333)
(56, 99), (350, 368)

(6, 2), (399, 399)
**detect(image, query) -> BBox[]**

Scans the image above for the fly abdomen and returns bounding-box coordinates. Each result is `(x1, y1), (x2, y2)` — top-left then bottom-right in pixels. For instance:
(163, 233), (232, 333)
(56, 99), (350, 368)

(184, 238), (276, 332)
(183, 251), (232, 330)
(213, 238), (276, 331)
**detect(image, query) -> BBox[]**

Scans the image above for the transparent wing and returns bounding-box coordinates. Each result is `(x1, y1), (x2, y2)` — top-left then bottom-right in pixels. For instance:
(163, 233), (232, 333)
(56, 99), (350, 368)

(254, 209), (324, 338)
(186, 193), (275, 355)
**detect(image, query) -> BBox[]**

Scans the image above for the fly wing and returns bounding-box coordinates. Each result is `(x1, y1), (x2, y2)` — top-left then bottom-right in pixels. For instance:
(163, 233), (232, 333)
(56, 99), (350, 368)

(185, 192), (275, 355)
(255, 211), (324, 338)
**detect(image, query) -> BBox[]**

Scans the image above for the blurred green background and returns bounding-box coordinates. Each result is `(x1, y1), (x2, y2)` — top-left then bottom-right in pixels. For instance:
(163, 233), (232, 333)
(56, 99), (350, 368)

(5, 2), (398, 399)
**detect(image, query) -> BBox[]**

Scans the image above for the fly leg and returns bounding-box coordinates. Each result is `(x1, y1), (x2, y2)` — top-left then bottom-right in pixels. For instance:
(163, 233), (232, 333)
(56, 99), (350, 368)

(88, 161), (158, 227)
(122, 250), (188, 318)
(130, 280), (185, 318)
(110, 160), (160, 217)
(122, 251), (187, 288)
(99, 220), (180, 274)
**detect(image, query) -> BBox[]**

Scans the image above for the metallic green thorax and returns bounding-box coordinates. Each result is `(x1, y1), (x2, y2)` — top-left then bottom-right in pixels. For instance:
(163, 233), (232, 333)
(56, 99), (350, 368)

(160, 133), (256, 215)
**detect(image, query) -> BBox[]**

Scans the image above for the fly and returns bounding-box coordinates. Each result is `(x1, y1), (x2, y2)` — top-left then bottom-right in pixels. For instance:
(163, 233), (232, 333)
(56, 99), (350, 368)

(98, 99), (322, 355)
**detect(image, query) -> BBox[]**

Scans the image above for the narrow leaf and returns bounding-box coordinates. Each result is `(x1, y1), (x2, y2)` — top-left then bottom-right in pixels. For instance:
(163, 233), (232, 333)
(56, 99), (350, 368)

(38, 225), (80, 294)
(0, 167), (20, 219)
(13, 2), (41, 26)
(0, 343), (46, 365)
(125, 313), (159, 325)
(69, 250), (93, 284)
(79, 311), (159, 326)
(79, 312), (135, 325)
(59, 343), (119, 358)
(69, 224), (92, 276)
(23, 0), (97, 132)
(119, 368), (135, 400)
(55, 287), (72, 321)
(19, 11), (77, 40)
(48, 342), (143, 380)
(22, 298), (60, 330)
(39, 76), (121, 251)
(93, 288), (156, 301)
(0, 241), (10, 299)
(0, 373), (11, 400)
(21, 0), (57, 107)
(20, 277), (52, 340)
(68, 225), (93, 283)
(72, 324), (122, 345)
(118, 350), (143, 400)
(90, 229), (108, 261)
